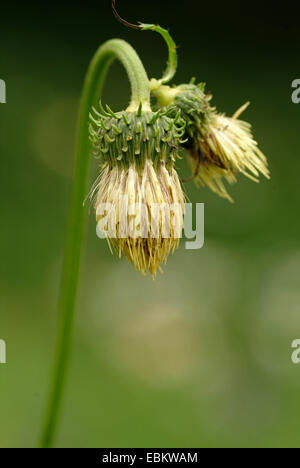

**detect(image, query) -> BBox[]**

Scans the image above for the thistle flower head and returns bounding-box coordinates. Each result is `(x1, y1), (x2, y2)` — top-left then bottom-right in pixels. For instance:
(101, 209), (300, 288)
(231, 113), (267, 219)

(154, 82), (270, 201)
(89, 104), (186, 277)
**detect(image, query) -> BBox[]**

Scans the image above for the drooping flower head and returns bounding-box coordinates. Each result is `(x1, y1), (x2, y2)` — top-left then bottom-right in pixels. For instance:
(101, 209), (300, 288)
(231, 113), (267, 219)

(153, 82), (270, 201)
(89, 104), (186, 277)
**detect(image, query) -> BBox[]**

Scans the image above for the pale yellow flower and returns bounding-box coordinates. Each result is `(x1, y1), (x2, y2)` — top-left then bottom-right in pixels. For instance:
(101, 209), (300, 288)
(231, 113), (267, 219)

(188, 103), (270, 201)
(95, 159), (185, 277)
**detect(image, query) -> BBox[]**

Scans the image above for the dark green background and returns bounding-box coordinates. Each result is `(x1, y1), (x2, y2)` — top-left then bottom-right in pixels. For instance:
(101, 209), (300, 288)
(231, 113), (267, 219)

(0, 0), (300, 448)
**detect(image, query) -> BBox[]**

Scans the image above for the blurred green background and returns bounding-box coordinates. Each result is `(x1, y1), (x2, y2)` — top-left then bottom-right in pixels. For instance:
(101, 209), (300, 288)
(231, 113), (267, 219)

(1, 0), (300, 448)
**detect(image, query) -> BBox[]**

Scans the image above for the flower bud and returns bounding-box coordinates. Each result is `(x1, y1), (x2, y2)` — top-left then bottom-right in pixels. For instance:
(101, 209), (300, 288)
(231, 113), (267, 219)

(89, 104), (186, 276)
(154, 83), (270, 201)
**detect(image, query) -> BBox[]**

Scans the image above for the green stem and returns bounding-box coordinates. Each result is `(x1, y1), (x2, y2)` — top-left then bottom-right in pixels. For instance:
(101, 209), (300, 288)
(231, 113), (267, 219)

(40, 39), (150, 448)
(141, 24), (178, 87)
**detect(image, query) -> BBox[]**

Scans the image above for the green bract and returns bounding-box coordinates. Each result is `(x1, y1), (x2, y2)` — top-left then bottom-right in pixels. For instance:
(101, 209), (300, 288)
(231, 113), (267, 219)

(89, 104), (186, 170)
(153, 82), (213, 143)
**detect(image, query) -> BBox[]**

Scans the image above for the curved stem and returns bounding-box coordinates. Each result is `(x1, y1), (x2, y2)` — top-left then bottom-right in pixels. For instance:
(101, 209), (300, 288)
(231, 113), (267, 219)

(110, 2), (178, 87)
(141, 24), (178, 87)
(112, 0), (140, 30)
(40, 39), (150, 448)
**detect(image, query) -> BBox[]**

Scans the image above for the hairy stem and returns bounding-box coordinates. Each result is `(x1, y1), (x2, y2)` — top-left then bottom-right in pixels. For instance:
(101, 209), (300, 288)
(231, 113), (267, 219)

(40, 39), (150, 448)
